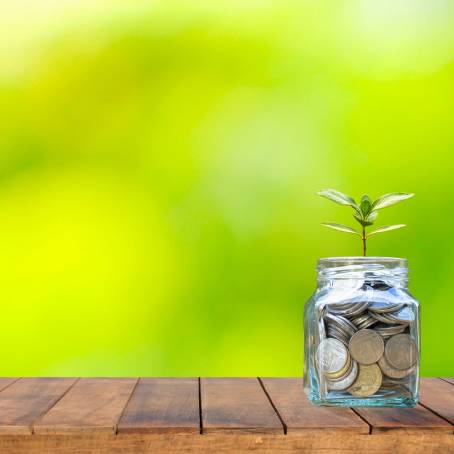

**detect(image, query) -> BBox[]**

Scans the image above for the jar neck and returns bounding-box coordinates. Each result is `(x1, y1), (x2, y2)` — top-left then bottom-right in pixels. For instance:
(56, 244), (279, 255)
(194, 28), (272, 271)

(317, 257), (408, 289)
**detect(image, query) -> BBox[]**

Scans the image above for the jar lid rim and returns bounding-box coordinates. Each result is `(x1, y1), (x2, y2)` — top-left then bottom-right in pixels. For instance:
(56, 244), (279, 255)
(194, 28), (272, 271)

(319, 256), (406, 263)
(318, 256), (408, 269)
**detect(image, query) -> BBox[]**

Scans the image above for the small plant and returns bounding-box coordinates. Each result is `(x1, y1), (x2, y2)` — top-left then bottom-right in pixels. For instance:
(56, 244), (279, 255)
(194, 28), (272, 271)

(317, 189), (414, 256)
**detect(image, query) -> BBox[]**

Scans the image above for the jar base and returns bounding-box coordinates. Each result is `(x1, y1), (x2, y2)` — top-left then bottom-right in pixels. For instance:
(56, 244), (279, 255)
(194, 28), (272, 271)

(307, 392), (418, 408)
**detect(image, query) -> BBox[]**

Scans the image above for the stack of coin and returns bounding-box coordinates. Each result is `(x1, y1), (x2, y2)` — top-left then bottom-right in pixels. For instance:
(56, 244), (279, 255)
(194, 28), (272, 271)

(323, 313), (357, 346)
(316, 338), (358, 391)
(317, 297), (419, 398)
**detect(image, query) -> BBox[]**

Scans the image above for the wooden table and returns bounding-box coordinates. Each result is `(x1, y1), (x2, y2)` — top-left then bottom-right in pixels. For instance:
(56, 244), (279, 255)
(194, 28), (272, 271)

(0, 377), (452, 453)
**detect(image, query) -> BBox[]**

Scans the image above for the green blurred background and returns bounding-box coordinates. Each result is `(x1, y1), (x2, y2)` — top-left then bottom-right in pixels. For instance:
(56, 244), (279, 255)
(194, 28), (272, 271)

(1, 1), (453, 376)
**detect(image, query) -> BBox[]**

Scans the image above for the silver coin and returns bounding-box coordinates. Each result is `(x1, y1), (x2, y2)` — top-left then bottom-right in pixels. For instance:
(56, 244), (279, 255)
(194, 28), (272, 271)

(343, 302), (370, 317)
(316, 338), (349, 375)
(338, 315), (358, 334)
(350, 313), (369, 326)
(368, 301), (404, 314)
(356, 314), (377, 330)
(327, 302), (354, 313)
(324, 313), (356, 338)
(374, 323), (407, 337)
(327, 326), (349, 346)
(386, 306), (415, 325)
(349, 329), (384, 365)
(327, 360), (358, 391)
(385, 334), (418, 370)
(325, 321), (349, 340)
(369, 311), (395, 324)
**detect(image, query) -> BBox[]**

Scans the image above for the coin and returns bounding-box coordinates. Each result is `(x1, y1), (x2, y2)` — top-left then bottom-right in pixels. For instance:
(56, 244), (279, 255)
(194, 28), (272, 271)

(369, 311), (396, 324)
(316, 338), (349, 375)
(378, 354), (415, 379)
(343, 302), (370, 317)
(368, 301), (404, 314)
(374, 323), (407, 338)
(328, 360), (358, 391)
(327, 327), (349, 346)
(327, 302), (354, 313)
(355, 314), (377, 330)
(325, 354), (351, 379)
(387, 306), (415, 324)
(347, 363), (382, 397)
(349, 329), (384, 365)
(385, 334), (418, 370)
(324, 313), (357, 337)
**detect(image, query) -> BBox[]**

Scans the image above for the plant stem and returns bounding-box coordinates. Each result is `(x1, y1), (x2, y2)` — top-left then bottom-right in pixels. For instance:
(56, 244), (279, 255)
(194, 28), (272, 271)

(362, 226), (367, 256)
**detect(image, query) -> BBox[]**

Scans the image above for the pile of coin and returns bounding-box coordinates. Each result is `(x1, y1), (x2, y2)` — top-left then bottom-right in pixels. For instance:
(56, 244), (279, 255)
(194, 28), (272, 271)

(316, 298), (418, 397)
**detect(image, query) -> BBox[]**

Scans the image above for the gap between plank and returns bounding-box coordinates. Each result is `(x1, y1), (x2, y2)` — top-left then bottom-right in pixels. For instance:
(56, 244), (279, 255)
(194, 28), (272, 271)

(257, 378), (287, 435)
(419, 401), (454, 429)
(115, 377), (140, 435)
(350, 408), (372, 434)
(198, 377), (203, 434)
(31, 377), (81, 435)
(0, 378), (22, 394)
(439, 378), (454, 386)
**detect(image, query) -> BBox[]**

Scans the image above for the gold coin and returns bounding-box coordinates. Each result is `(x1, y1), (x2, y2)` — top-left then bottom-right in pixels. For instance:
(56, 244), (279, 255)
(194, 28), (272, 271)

(325, 354), (351, 380)
(347, 363), (382, 397)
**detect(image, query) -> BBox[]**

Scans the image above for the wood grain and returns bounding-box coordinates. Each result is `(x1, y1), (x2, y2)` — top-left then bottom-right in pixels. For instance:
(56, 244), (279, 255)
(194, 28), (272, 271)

(0, 377), (452, 452)
(260, 378), (369, 434)
(0, 378), (19, 392)
(118, 378), (199, 434)
(201, 378), (283, 434)
(420, 378), (454, 425)
(355, 402), (453, 434)
(0, 433), (453, 454)
(0, 378), (77, 435)
(34, 378), (137, 435)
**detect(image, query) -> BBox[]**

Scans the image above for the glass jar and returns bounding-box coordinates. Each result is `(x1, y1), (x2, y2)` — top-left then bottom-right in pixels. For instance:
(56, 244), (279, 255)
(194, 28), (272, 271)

(304, 257), (420, 407)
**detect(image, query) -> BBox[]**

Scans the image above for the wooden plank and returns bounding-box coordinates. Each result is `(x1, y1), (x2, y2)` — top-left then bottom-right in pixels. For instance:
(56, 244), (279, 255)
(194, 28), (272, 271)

(0, 378), (19, 393)
(260, 378), (369, 434)
(356, 401), (452, 434)
(442, 378), (454, 386)
(118, 378), (199, 434)
(34, 378), (137, 435)
(1, 433), (454, 453)
(0, 378), (77, 435)
(420, 378), (454, 426)
(201, 378), (283, 434)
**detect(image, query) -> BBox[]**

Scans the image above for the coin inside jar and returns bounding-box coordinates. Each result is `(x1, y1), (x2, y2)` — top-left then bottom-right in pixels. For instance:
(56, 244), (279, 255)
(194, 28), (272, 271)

(368, 301), (404, 314)
(385, 333), (418, 370)
(316, 338), (349, 376)
(349, 329), (384, 365)
(378, 354), (415, 379)
(347, 363), (382, 397)
(325, 354), (351, 380)
(374, 323), (407, 338)
(327, 360), (358, 391)
(386, 306), (415, 325)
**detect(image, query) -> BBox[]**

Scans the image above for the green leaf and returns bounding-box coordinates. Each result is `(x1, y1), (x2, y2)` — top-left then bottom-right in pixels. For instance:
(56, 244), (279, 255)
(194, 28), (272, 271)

(372, 193), (414, 210)
(354, 214), (374, 227)
(321, 223), (360, 235)
(317, 189), (358, 209)
(367, 211), (378, 222)
(353, 210), (378, 227)
(367, 224), (406, 237)
(360, 194), (372, 217)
